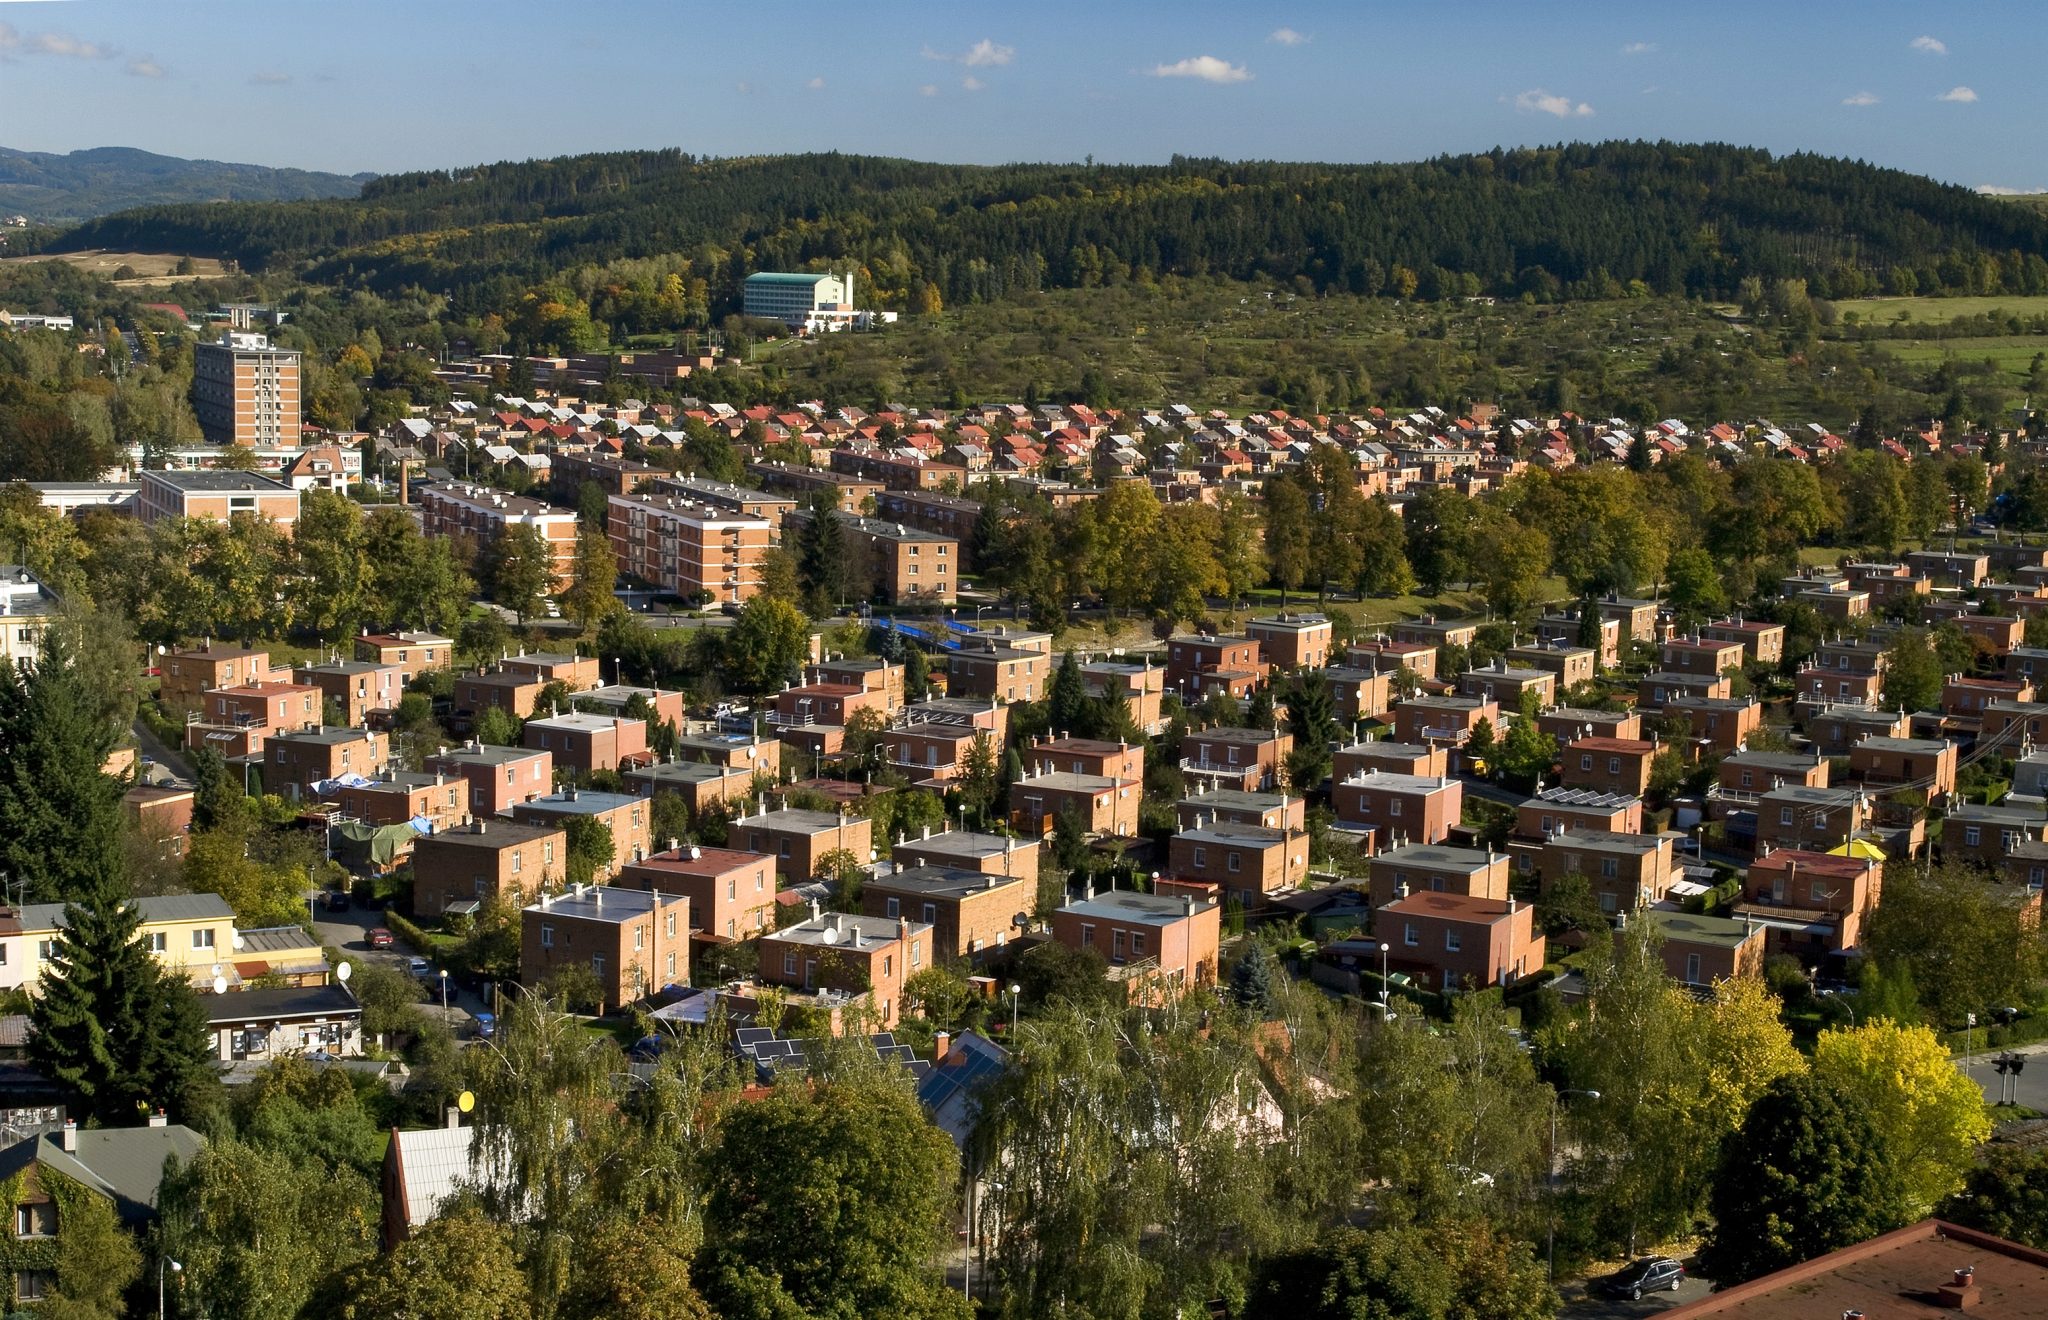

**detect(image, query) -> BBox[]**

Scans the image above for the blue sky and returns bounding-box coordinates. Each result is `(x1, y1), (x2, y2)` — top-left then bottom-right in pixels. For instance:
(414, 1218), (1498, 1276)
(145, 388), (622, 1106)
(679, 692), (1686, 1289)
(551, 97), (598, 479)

(1, 0), (2042, 190)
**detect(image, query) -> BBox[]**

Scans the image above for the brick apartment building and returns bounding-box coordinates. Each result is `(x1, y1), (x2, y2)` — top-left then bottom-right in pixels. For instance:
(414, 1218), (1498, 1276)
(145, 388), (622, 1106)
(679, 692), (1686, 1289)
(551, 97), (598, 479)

(191, 330), (300, 448)
(1051, 888), (1221, 1001)
(758, 910), (930, 1029)
(618, 844), (780, 942)
(139, 471), (300, 532)
(1330, 770), (1461, 846)
(522, 885), (690, 1010)
(1246, 613), (1333, 671)
(1168, 823), (1310, 910)
(607, 492), (773, 605)
(423, 743), (554, 816)
(1366, 843), (1510, 910)
(420, 484), (577, 591)
(863, 865), (1034, 959)
(412, 819), (567, 918)
(1378, 892), (1546, 992)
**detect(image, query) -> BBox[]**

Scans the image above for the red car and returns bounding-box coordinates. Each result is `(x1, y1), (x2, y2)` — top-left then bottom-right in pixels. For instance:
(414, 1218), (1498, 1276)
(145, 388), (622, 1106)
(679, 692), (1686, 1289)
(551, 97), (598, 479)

(367, 927), (394, 950)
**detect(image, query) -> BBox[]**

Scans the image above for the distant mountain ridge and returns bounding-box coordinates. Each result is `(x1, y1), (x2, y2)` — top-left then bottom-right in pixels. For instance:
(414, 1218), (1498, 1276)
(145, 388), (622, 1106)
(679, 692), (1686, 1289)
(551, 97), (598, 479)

(0, 145), (369, 223)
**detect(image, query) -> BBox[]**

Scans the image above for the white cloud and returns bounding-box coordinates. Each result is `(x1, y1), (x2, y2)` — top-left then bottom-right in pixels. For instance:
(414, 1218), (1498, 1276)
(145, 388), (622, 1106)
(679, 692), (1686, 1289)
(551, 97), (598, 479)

(1511, 88), (1594, 118)
(1978, 185), (2048, 196)
(1621, 41), (1657, 55)
(806, 76), (825, 90)
(1910, 35), (1947, 55)
(1939, 85), (1978, 102)
(1841, 91), (1880, 106)
(251, 71), (291, 85)
(735, 80), (752, 94)
(126, 56), (164, 78)
(961, 74), (984, 91)
(0, 23), (113, 59)
(1149, 55), (1252, 84)
(919, 83), (938, 96)
(962, 38), (1013, 68)
(924, 38), (1014, 68)
(1268, 27), (1307, 46)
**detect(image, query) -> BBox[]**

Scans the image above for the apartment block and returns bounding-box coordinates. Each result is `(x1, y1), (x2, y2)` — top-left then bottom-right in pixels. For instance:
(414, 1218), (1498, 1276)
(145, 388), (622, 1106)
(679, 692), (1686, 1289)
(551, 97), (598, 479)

(139, 471), (300, 532)
(191, 330), (300, 448)
(412, 819), (567, 918)
(864, 865), (1034, 959)
(618, 844), (779, 942)
(420, 484), (577, 592)
(607, 492), (773, 605)
(523, 885), (690, 1011)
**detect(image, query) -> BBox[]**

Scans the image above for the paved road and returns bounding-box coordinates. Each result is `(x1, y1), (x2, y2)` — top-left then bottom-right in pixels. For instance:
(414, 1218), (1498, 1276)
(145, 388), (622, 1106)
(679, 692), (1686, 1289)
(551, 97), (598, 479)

(1960, 1039), (2048, 1112)
(310, 891), (490, 1037)
(1561, 1274), (1713, 1317)
(131, 717), (193, 780)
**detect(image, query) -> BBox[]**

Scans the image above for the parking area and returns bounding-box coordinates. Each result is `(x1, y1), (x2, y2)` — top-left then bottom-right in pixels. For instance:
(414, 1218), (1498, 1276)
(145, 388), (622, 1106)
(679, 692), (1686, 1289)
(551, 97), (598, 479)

(309, 887), (491, 1036)
(1560, 1274), (1714, 1317)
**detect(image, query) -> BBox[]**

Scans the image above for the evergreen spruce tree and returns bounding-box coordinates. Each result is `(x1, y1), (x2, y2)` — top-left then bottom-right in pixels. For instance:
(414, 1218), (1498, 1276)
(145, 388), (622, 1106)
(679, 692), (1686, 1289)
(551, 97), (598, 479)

(1229, 943), (1275, 1015)
(0, 629), (124, 904)
(29, 868), (212, 1125)
(1047, 650), (1090, 737)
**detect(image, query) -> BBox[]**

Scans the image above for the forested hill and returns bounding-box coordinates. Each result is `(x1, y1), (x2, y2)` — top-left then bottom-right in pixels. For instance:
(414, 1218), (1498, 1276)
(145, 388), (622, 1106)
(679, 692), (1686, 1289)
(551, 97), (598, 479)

(38, 141), (2048, 312)
(0, 145), (368, 223)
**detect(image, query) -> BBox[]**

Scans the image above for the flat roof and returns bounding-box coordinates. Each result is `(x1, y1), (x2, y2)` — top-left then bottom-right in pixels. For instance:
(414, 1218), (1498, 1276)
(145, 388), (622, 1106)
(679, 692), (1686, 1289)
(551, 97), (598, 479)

(1548, 829), (1670, 853)
(868, 866), (1028, 900)
(145, 470), (293, 493)
(625, 846), (768, 876)
(1013, 771), (1122, 792)
(1378, 891), (1514, 921)
(1647, 909), (1758, 948)
(1059, 890), (1213, 925)
(1370, 843), (1501, 871)
(527, 885), (676, 924)
(1175, 823), (1288, 848)
(417, 820), (563, 849)
(893, 831), (1030, 861)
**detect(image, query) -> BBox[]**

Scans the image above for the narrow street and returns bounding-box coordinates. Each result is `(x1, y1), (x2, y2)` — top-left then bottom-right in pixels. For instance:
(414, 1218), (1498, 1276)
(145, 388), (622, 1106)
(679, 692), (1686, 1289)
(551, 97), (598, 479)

(309, 890), (491, 1037)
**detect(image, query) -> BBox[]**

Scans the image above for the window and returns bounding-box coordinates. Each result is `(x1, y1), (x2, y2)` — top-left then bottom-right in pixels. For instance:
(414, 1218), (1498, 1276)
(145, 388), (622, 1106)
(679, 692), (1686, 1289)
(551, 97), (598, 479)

(1402, 923), (1420, 947)
(1388, 798), (1402, 817)
(1226, 851), (1242, 874)
(1600, 858), (1618, 879)
(1739, 771), (1753, 789)
(911, 940), (922, 968)
(15, 1272), (52, 1302)
(883, 955), (893, 978)
(1112, 929), (1127, 963)
(1080, 924), (1095, 947)
(783, 952), (797, 976)
(541, 924), (555, 948)
(1599, 892), (1618, 913)
(1779, 807), (1795, 826)
(544, 842), (555, 865)
(1579, 754), (1593, 771)
(1965, 826), (1982, 848)
(36, 940), (52, 961)
(192, 929), (215, 950)
(921, 902), (936, 923)
(591, 954), (605, 979)
(14, 1202), (55, 1238)
(1444, 930), (1462, 953)
(147, 932), (167, 954)
(778, 840), (790, 859)
(512, 852), (523, 874)
(1192, 846), (1207, 868)
(1685, 953), (1702, 984)
(884, 896), (900, 918)
(1607, 757), (1621, 775)
(634, 927), (645, 951)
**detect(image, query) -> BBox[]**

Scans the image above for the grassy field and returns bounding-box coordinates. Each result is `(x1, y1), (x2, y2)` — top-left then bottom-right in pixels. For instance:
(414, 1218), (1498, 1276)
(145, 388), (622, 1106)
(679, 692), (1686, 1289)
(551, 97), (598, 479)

(0, 248), (229, 288)
(1878, 336), (2046, 380)
(1842, 294), (2048, 325)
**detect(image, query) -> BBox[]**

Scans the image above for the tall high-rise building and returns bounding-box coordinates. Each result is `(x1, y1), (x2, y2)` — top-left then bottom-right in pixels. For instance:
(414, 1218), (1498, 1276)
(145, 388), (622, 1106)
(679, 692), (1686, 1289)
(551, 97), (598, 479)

(191, 330), (301, 448)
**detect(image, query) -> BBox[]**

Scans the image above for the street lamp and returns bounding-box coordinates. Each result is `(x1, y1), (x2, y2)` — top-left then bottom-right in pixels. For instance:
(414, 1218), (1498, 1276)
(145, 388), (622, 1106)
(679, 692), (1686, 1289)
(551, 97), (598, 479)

(159, 1258), (182, 1318)
(1549, 1088), (1601, 1279)
(1008, 982), (1022, 1036)
(1376, 941), (1392, 1020)
(439, 967), (449, 1014)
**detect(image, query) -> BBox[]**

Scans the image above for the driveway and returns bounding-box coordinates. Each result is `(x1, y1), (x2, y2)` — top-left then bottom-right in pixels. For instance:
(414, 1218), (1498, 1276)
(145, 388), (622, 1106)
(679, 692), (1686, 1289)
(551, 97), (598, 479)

(1561, 1274), (1714, 1317)
(310, 888), (490, 1036)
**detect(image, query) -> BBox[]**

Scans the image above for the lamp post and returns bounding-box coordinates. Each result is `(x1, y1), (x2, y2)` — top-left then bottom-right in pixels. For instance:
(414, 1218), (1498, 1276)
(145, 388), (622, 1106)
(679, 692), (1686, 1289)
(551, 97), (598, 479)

(1008, 982), (1022, 1036)
(1376, 941), (1392, 1020)
(1549, 1088), (1601, 1279)
(159, 1257), (181, 1318)
(439, 967), (449, 1014)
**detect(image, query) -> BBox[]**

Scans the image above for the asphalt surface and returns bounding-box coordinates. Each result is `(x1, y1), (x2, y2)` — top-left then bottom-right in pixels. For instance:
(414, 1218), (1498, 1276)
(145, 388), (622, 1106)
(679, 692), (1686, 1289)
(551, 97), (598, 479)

(1960, 1039), (2048, 1112)
(1560, 1273), (1713, 1317)
(309, 890), (492, 1038)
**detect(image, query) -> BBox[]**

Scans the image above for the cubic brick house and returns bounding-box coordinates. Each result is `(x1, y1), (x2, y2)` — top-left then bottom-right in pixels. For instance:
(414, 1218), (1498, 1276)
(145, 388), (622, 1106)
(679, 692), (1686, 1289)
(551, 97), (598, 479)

(1164, 633), (1266, 701)
(1026, 735), (1146, 784)
(186, 681), (323, 758)
(1536, 705), (1642, 744)
(1180, 726), (1293, 792)
(1645, 910), (1766, 988)
(522, 885), (690, 1010)
(1719, 748), (1830, 796)
(625, 760), (757, 817)
(510, 789), (654, 874)
(1167, 822), (1311, 911)
(1701, 617), (1786, 667)
(946, 640), (1047, 704)
(335, 770), (469, 836)
(1538, 830), (1682, 916)
(292, 661), (404, 726)
(727, 804), (874, 881)
(1322, 666), (1398, 724)
(456, 671), (549, 720)
(672, 729), (782, 776)
(1505, 640), (1599, 690)
(757, 910), (932, 1029)
(770, 682), (890, 756)
(1755, 785), (1871, 854)
(412, 819), (567, 918)
(1378, 892), (1546, 992)
(424, 744), (554, 816)
(265, 725), (389, 798)
(1345, 637), (1438, 682)
(1084, 661), (1167, 735)
(1662, 696), (1763, 754)
(1945, 801), (2048, 871)
(1736, 848), (1883, 962)
(1366, 843), (1510, 910)
(160, 642), (278, 714)
(1559, 736), (1657, 796)
(1456, 660), (1556, 710)
(1176, 786), (1308, 833)
(1332, 739), (1449, 781)
(521, 712), (650, 775)
(498, 650), (603, 691)
(617, 844), (779, 942)
(1391, 696), (1497, 773)
(888, 828), (1041, 879)
(1848, 735), (1959, 798)
(1330, 771), (1461, 847)
(807, 656), (905, 714)
(1245, 613), (1333, 671)
(1052, 887), (1222, 1004)
(1008, 771), (1141, 838)
(353, 630), (453, 681)
(863, 865), (1035, 959)
(1537, 612), (1622, 667)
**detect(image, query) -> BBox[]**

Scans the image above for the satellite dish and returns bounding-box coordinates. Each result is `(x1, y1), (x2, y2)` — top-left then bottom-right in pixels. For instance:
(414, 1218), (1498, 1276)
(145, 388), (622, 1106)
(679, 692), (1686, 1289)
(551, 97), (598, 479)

(820, 926), (842, 945)
(211, 975), (227, 995)
(457, 1090), (475, 1113)
(335, 960), (353, 983)
(231, 932), (245, 951)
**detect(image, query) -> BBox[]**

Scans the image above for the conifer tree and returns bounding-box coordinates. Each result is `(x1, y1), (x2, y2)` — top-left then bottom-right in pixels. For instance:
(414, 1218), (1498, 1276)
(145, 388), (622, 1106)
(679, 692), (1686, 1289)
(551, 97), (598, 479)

(0, 627), (124, 904)
(1047, 650), (1090, 737)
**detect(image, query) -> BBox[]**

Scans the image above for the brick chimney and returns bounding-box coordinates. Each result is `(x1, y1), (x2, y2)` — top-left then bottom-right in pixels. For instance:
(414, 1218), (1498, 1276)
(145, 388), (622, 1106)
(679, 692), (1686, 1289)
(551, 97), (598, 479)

(1934, 1266), (1981, 1310)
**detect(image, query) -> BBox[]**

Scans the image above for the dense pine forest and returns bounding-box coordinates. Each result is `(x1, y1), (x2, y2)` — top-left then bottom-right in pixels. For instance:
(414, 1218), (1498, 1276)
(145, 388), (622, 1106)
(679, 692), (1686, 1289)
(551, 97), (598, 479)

(33, 142), (2048, 320)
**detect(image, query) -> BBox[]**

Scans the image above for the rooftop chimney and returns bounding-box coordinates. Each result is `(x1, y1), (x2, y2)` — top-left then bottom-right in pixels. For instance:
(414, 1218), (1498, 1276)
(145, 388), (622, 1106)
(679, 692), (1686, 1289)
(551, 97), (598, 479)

(148, 1109), (167, 1129)
(60, 1120), (76, 1153)
(446, 1106), (462, 1130)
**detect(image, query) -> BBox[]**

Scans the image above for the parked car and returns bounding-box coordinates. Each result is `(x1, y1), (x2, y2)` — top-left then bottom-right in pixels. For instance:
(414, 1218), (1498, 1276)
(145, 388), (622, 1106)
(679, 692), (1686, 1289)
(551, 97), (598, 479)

(323, 889), (351, 913)
(367, 927), (394, 950)
(473, 1013), (496, 1041)
(408, 956), (433, 986)
(1594, 1257), (1685, 1300)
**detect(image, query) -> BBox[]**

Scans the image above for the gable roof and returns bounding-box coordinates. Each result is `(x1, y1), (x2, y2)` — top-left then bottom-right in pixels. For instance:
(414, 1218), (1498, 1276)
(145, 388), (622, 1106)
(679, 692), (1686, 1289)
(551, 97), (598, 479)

(0, 1125), (205, 1227)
